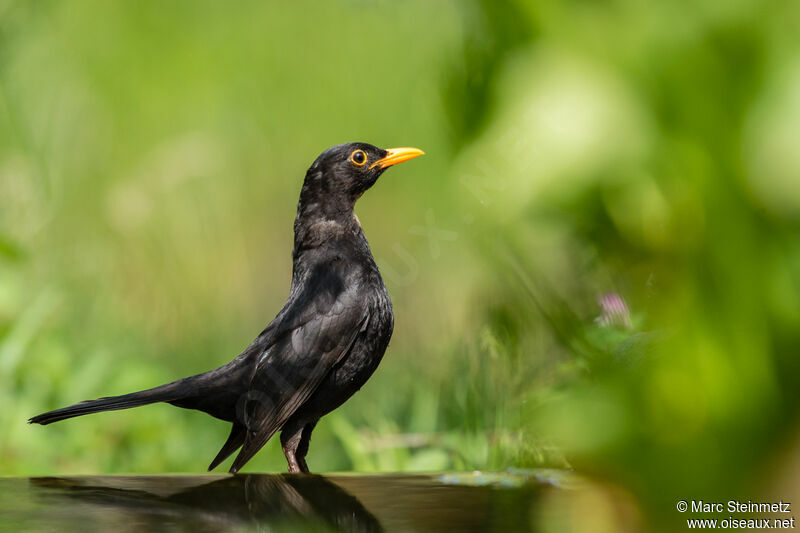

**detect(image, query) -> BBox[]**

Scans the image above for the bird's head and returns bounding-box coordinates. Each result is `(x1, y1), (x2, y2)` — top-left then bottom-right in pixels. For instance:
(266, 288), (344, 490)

(299, 143), (424, 214)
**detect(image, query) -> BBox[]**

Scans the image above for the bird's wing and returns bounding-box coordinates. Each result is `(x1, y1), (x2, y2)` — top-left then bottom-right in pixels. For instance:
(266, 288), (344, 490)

(229, 261), (369, 472)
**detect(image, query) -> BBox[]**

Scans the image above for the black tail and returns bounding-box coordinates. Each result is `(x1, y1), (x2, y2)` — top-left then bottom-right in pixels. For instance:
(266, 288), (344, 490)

(207, 423), (246, 471)
(29, 377), (197, 425)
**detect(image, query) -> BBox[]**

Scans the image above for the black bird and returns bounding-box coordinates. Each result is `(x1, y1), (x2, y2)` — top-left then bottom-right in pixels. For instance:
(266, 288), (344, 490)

(30, 143), (424, 473)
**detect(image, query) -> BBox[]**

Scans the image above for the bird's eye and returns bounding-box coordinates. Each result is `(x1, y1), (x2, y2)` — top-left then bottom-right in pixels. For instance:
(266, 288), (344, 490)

(350, 150), (367, 167)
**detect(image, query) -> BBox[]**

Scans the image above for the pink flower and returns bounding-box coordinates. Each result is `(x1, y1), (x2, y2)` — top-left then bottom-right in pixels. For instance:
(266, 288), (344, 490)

(595, 292), (632, 328)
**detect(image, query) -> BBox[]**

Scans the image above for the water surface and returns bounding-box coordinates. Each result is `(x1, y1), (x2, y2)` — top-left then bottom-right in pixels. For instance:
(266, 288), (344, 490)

(0, 471), (572, 532)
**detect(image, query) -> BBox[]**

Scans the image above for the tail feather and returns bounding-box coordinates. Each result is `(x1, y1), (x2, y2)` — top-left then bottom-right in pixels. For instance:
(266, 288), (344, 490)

(207, 423), (246, 471)
(29, 378), (195, 426)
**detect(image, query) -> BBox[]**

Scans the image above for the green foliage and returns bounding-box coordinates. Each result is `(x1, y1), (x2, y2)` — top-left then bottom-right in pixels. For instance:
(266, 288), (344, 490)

(2, 1), (799, 528)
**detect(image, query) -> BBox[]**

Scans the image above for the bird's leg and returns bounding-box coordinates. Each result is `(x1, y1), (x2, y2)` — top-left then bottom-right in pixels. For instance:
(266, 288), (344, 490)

(295, 421), (317, 474)
(280, 422), (305, 473)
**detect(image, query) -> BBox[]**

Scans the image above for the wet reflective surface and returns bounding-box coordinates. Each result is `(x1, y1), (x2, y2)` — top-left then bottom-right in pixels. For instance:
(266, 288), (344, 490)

(0, 471), (574, 532)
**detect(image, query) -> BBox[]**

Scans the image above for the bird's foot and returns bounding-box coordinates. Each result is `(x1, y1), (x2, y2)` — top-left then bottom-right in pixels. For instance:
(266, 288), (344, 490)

(284, 453), (310, 473)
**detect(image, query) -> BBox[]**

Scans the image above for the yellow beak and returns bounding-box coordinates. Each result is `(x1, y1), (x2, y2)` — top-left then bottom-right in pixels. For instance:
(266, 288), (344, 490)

(369, 147), (425, 170)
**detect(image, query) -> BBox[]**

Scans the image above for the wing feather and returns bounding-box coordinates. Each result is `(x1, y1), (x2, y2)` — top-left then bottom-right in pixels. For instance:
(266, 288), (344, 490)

(229, 261), (368, 472)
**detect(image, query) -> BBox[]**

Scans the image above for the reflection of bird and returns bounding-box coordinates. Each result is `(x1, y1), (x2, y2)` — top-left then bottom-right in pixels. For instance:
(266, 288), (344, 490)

(30, 143), (424, 473)
(30, 474), (384, 532)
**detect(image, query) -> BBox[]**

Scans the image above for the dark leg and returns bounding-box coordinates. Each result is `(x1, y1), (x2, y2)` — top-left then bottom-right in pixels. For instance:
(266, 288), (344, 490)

(280, 420), (304, 473)
(295, 421), (318, 473)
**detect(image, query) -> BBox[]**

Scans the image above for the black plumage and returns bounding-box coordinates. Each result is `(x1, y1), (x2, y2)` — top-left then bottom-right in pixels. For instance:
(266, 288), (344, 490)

(29, 142), (424, 473)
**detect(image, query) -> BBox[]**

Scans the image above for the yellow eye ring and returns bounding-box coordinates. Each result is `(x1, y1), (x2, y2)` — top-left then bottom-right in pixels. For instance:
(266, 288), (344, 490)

(350, 150), (367, 166)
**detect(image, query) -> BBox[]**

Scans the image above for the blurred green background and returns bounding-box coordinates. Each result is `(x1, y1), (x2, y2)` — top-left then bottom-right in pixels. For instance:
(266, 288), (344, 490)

(2, 0), (800, 526)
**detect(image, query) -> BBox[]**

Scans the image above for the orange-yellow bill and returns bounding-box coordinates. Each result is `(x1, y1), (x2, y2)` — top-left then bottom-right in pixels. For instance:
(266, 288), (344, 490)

(370, 147), (425, 170)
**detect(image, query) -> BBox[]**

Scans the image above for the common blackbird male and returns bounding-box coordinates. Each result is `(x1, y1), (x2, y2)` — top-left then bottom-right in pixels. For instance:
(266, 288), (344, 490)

(30, 143), (424, 473)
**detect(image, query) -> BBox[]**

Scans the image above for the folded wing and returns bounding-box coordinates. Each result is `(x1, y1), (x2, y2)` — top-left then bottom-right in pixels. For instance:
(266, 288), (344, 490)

(229, 261), (369, 472)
